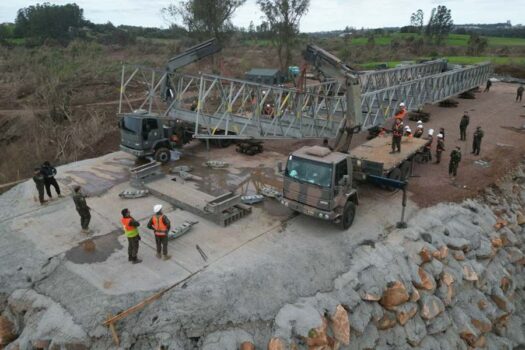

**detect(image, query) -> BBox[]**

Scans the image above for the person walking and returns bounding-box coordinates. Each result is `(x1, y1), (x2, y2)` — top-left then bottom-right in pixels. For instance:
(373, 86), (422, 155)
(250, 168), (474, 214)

(41, 161), (62, 199)
(449, 146), (462, 179)
(517, 84), (524, 102)
(390, 118), (403, 153)
(121, 208), (141, 264)
(484, 79), (492, 92)
(72, 185), (91, 233)
(435, 133), (445, 164)
(472, 126), (484, 156)
(148, 205), (171, 260)
(32, 168), (47, 205)
(459, 111), (470, 141)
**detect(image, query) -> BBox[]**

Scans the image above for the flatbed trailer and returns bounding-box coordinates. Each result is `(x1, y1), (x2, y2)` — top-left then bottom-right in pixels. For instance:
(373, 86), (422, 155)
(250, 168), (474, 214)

(351, 135), (430, 182)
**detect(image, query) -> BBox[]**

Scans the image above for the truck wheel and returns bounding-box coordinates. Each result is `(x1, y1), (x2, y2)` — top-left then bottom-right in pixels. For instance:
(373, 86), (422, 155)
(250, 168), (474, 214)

(400, 161), (411, 180)
(339, 201), (356, 230)
(154, 147), (171, 164)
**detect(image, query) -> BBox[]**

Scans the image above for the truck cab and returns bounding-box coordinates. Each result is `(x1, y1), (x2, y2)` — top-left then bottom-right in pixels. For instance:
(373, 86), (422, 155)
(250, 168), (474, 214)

(280, 145), (358, 229)
(119, 111), (191, 163)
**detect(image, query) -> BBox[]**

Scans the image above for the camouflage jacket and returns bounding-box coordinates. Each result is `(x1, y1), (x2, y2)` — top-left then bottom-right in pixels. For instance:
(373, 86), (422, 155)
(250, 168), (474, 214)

(450, 149), (461, 164)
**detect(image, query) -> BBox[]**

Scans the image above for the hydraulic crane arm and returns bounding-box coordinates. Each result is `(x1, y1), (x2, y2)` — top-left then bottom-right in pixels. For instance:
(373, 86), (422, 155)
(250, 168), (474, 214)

(303, 44), (363, 153)
(165, 38), (221, 73)
(162, 38), (221, 100)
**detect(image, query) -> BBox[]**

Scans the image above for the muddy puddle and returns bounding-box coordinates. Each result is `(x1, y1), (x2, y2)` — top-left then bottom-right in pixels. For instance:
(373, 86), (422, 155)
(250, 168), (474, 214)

(65, 230), (122, 264)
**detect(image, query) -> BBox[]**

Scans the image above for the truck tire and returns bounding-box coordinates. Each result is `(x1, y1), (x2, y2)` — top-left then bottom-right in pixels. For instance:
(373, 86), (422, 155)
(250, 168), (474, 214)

(154, 147), (171, 164)
(400, 161), (411, 180)
(339, 201), (356, 230)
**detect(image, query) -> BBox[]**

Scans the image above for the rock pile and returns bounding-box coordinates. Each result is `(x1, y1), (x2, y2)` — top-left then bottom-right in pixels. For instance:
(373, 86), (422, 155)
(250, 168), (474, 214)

(205, 166), (525, 349)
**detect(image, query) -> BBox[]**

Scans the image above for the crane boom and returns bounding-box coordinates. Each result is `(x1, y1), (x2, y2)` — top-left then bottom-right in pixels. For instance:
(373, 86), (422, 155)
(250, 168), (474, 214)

(303, 44), (363, 153)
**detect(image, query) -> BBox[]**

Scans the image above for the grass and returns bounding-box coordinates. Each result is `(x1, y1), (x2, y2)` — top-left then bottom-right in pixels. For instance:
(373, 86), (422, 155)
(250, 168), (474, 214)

(346, 33), (525, 48)
(357, 56), (525, 70)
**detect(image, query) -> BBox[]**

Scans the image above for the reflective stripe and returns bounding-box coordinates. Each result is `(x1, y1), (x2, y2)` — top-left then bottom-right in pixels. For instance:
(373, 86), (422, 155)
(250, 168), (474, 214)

(152, 215), (167, 236)
(121, 217), (138, 238)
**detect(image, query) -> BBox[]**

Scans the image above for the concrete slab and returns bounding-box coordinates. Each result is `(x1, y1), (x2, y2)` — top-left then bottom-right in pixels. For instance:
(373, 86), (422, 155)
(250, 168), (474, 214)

(5, 200), (117, 257)
(64, 233), (192, 295)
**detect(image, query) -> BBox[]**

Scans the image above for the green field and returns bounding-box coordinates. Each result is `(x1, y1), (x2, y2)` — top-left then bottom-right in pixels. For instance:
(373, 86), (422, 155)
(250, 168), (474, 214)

(348, 33), (525, 47)
(358, 56), (525, 70)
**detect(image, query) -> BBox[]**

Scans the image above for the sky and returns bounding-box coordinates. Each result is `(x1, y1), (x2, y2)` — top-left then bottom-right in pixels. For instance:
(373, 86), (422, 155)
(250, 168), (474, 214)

(1, 0), (524, 31)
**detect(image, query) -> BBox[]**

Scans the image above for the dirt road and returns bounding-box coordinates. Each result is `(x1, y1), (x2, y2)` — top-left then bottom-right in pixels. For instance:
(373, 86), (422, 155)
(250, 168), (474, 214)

(406, 82), (525, 206)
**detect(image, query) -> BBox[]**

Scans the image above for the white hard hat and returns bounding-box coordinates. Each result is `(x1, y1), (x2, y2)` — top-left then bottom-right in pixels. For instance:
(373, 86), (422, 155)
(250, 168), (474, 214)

(428, 129), (434, 135)
(417, 120), (423, 124)
(406, 128), (412, 133)
(417, 124), (423, 129)
(153, 204), (163, 213)
(404, 125), (410, 130)
(266, 104), (270, 107)
(399, 102), (406, 107)
(437, 133), (443, 138)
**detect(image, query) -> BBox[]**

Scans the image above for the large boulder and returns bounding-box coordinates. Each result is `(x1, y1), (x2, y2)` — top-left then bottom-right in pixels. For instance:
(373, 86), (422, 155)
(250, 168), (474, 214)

(330, 305), (349, 345)
(379, 281), (409, 309)
(419, 294), (444, 320)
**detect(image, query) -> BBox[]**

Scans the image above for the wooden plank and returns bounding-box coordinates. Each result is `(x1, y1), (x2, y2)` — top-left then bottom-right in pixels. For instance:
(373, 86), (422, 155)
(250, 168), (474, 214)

(103, 269), (203, 326)
(109, 321), (120, 346)
(0, 179), (26, 190)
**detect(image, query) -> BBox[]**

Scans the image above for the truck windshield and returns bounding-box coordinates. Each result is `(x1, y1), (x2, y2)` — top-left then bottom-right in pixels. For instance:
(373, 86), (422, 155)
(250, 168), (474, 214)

(121, 116), (141, 134)
(285, 156), (333, 188)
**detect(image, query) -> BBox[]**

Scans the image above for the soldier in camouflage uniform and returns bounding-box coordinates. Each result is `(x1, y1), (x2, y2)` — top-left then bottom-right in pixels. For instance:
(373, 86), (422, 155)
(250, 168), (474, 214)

(72, 185), (91, 233)
(449, 146), (462, 178)
(32, 168), (47, 205)
(472, 126), (484, 156)
(435, 133), (445, 164)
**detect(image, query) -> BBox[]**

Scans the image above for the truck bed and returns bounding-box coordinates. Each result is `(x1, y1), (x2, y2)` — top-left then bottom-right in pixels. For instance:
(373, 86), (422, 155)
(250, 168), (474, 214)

(351, 135), (430, 174)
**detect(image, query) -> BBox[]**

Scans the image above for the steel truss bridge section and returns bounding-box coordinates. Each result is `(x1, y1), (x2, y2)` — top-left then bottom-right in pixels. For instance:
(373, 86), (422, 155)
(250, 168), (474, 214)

(118, 62), (491, 140)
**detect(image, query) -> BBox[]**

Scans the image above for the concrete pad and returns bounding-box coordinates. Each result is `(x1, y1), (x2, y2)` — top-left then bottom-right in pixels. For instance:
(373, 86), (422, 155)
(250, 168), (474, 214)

(64, 233), (191, 295)
(5, 200), (117, 257)
(88, 182), (175, 223)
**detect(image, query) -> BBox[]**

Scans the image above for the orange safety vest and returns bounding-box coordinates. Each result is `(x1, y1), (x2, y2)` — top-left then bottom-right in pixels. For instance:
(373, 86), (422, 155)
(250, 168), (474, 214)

(151, 215), (168, 236)
(121, 217), (138, 238)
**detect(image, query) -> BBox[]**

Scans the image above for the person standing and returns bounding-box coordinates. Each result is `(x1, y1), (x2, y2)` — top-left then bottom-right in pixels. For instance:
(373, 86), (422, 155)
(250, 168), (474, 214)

(390, 118), (403, 153)
(449, 146), (462, 179)
(121, 208), (141, 264)
(423, 129), (434, 162)
(459, 111), (470, 141)
(32, 168), (47, 205)
(148, 205), (171, 260)
(72, 185), (91, 233)
(484, 79), (492, 92)
(41, 161), (62, 199)
(439, 127), (446, 141)
(414, 124), (424, 138)
(435, 133), (445, 164)
(472, 126), (484, 156)
(517, 84), (524, 102)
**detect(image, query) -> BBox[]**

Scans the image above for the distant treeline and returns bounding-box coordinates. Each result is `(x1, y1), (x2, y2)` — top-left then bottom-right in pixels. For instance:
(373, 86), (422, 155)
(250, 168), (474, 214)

(0, 2), (189, 46)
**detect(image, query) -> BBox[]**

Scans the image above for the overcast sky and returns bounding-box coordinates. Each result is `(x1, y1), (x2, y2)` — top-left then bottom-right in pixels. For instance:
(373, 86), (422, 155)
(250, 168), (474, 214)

(1, 0), (524, 31)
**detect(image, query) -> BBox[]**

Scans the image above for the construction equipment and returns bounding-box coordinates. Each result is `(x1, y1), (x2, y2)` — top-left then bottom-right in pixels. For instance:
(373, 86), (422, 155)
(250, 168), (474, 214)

(169, 220), (198, 240)
(117, 42), (491, 228)
(119, 39), (221, 163)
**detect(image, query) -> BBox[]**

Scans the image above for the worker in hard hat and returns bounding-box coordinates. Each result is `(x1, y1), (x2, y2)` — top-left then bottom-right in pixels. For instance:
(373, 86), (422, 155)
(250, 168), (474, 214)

(121, 208), (141, 264)
(390, 117), (403, 153)
(404, 125), (412, 137)
(449, 146), (462, 179)
(422, 129), (434, 162)
(395, 102), (407, 120)
(147, 204), (171, 260)
(435, 133), (445, 164)
(439, 127), (445, 141)
(414, 124), (424, 138)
